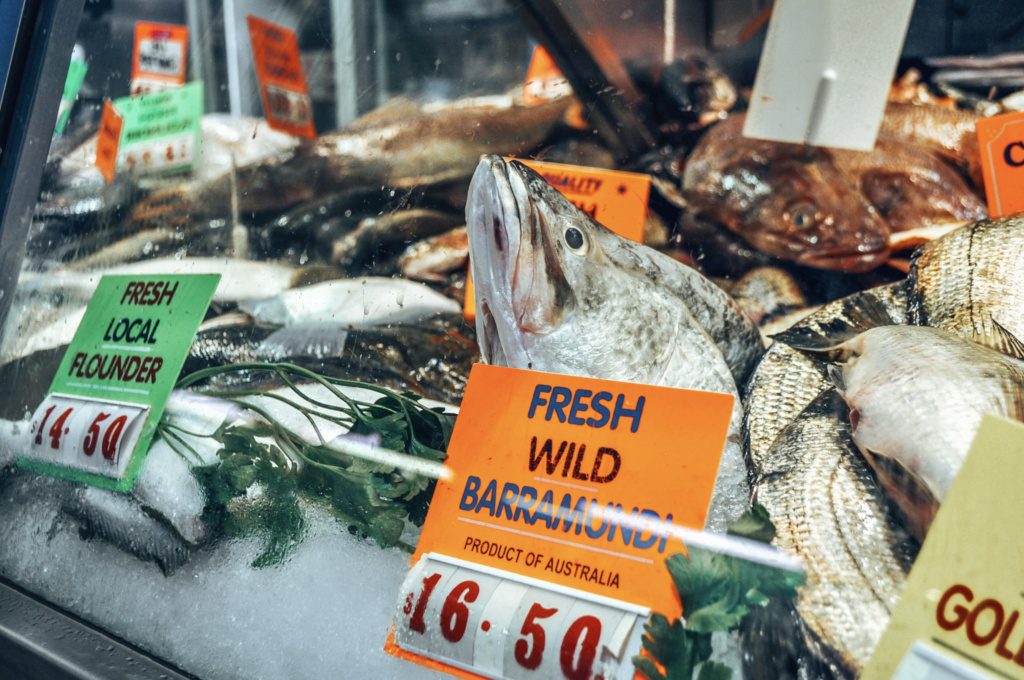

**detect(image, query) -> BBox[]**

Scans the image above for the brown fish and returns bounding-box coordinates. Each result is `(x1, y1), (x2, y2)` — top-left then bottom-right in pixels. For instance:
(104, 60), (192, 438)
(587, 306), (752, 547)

(831, 139), (987, 233)
(877, 102), (982, 187)
(683, 115), (890, 272)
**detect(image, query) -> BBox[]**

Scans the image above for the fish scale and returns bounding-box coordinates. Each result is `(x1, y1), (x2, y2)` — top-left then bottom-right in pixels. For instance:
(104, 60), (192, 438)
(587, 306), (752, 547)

(754, 391), (915, 676)
(909, 216), (1024, 341)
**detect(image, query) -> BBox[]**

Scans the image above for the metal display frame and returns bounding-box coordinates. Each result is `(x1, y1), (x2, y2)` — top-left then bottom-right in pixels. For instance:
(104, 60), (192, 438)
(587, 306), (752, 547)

(0, 0), (86, 333)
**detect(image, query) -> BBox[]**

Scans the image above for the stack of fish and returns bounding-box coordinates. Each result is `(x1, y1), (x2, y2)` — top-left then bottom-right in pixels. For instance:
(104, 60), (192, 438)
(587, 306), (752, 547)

(743, 216), (1024, 676)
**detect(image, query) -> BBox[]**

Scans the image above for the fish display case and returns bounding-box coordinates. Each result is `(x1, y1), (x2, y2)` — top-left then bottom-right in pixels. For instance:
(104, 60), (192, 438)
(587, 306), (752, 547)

(1, 0), (1024, 679)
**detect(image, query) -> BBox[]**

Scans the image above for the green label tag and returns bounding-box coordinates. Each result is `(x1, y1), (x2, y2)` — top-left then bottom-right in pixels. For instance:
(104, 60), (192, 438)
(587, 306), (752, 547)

(19, 274), (219, 491)
(55, 58), (88, 136)
(113, 80), (203, 174)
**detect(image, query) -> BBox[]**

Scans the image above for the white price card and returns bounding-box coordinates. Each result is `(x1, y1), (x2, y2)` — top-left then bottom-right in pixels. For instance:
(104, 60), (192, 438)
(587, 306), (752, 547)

(26, 394), (148, 480)
(744, 0), (915, 151)
(393, 553), (645, 680)
(893, 642), (999, 680)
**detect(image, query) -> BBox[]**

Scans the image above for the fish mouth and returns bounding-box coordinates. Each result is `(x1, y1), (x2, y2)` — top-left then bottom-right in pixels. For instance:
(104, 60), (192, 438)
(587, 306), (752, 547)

(467, 155), (570, 366)
(798, 244), (890, 272)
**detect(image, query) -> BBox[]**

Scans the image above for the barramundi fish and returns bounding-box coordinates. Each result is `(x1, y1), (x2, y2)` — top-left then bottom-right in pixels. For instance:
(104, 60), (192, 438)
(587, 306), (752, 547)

(466, 155), (763, 531)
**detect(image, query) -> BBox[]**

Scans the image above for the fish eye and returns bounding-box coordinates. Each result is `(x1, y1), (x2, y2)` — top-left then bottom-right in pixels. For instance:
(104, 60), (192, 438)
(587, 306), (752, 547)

(788, 202), (818, 230)
(564, 227), (586, 252)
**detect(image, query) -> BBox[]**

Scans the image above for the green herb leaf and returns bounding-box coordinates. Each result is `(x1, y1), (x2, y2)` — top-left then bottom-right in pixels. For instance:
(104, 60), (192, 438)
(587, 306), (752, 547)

(726, 504), (776, 544)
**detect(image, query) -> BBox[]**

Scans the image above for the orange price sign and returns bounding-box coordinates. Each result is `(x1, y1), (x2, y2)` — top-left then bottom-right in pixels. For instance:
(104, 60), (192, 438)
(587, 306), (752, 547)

(130, 22), (188, 95)
(95, 101), (123, 184)
(464, 160), (651, 321)
(386, 364), (732, 678)
(247, 15), (315, 139)
(977, 110), (1024, 218)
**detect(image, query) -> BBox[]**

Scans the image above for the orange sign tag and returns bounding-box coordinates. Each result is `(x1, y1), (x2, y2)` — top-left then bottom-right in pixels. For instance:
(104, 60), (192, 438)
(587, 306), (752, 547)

(95, 101), (123, 184)
(464, 161), (651, 321)
(130, 22), (188, 95)
(977, 111), (1024, 218)
(247, 15), (316, 139)
(386, 364), (732, 677)
(524, 46), (571, 105)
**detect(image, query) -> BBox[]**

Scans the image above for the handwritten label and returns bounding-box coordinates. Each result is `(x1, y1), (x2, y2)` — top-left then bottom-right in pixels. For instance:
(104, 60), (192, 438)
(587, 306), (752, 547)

(863, 416), (1024, 679)
(19, 275), (218, 491)
(113, 81), (203, 175)
(131, 22), (188, 95)
(386, 364), (732, 677)
(95, 101), (123, 184)
(976, 111), (1024, 219)
(464, 161), (650, 321)
(247, 15), (315, 139)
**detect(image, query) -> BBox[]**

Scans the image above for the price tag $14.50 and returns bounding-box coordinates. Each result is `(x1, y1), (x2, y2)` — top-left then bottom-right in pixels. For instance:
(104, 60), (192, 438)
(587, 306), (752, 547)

(394, 554), (643, 680)
(26, 394), (147, 480)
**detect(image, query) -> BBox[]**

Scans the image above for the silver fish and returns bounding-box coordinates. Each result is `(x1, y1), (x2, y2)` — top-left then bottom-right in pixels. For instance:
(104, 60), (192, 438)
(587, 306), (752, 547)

(909, 215), (1024, 342)
(828, 325), (1024, 538)
(61, 485), (191, 575)
(467, 155), (763, 530)
(754, 390), (916, 676)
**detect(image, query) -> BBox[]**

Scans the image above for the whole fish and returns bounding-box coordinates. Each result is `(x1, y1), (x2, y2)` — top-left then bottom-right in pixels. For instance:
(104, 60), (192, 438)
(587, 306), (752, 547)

(683, 115), (891, 272)
(908, 216), (1024, 342)
(877, 102), (982, 187)
(827, 325), (1024, 538)
(255, 316), (477, 404)
(19, 257), (302, 304)
(467, 155), (762, 530)
(754, 390), (917, 676)
(332, 208), (463, 274)
(61, 485), (192, 575)
(831, 140), (986, 233)
(130, 95), (570, 229)
(399, 226), (469, 282)
(239, 277), (461, 328)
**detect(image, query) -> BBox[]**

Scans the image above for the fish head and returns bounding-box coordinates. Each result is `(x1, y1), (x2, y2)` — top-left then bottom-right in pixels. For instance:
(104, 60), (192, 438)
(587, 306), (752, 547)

(467, 155), (679, 379)
(685, 126), (891, 271)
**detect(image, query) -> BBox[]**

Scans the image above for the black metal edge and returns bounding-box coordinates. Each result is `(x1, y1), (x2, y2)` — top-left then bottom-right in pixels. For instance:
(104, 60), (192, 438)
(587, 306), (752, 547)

(0, 0), (32, 146)
(515, 0), (657, 161)
(0, 0), (87, 334)
(0, 576), (196, 679)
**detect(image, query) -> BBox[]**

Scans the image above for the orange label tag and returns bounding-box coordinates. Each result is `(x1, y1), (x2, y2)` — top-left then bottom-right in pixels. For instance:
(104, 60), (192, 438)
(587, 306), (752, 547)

(464, 161), (650, 321)
(95, 101), (123, 184)
(130, 22), (188, 95)
(386, 364), (731, 676)
(524, 46), (571, 105)
(977, 111), (1024, 218)
(417, 364), (728, 610)
(247, 15), (316, 139)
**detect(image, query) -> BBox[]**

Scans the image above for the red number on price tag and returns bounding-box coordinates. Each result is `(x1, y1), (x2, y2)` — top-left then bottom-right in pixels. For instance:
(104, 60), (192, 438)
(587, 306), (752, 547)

(102, 415), (129, 461)
(83, 412), (110, 456)
(440, 580), (479, 643)
(408, 572), (442, 634)
(515, 602), (559, 670)
(34, 404), (56, 446)
(48, 407), (74, 450)
(561, 615), (602, 680)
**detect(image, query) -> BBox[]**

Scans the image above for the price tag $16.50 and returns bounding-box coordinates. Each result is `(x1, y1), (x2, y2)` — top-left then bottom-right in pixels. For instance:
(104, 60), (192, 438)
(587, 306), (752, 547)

(394, 554), (643, 680)
(27, 394), (147, 480)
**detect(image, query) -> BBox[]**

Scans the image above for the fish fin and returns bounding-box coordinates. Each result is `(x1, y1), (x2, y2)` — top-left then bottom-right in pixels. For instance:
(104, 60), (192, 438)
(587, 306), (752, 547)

(972, 317), (1024, 361)
(257, 323), (351, 361)
(771, 293), (899, 352)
